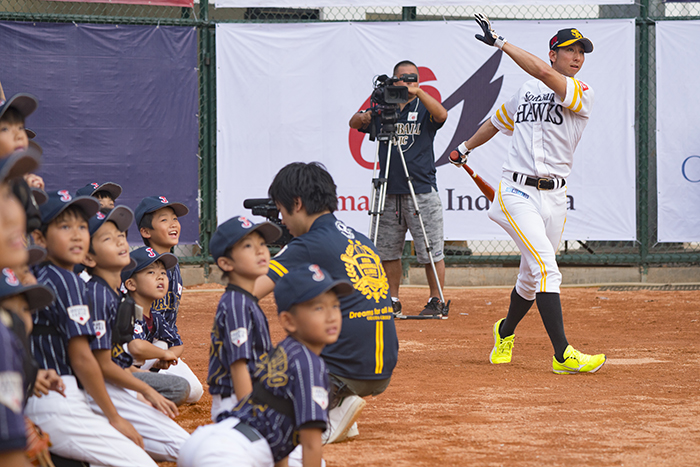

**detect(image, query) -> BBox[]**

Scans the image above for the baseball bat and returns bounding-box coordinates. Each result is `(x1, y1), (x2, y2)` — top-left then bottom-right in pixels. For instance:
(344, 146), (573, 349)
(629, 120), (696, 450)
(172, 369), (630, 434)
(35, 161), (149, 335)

(449, 151), (496, 202)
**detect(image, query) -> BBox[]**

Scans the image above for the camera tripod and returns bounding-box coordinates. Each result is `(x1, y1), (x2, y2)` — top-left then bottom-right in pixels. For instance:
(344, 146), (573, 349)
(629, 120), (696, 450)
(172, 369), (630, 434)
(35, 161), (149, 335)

(367, 130), (450, 318)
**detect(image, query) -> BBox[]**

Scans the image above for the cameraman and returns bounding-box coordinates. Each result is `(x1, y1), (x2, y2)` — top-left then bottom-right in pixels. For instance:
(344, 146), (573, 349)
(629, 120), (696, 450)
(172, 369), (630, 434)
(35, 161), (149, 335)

(349, 60), (448, 316)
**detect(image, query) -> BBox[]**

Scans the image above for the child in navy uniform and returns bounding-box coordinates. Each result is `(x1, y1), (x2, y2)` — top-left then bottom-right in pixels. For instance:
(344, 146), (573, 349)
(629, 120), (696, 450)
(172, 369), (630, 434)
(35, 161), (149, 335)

(207, 216), (281, 421)
(123, 247), (200, 405)
(75, 182), (122, 210)
(0, 149), (46, 467)
(27, 190), (157, 467)
(178, 264), (352, 467)
(0, 93), (37, 158)
(135, 195), (203, 403)
(82, 207), (190, 461)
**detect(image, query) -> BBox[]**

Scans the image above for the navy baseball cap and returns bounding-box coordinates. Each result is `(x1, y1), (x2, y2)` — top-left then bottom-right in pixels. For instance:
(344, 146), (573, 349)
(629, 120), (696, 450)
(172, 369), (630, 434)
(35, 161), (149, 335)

(0, 149), (41, 184)
(0, 268), (55, 311)
(76, 182), (122, 200)
(210, 216), (282, 261)
(88, 205), (134, 236)
(39, 190), (100, 226)
(0, 93), (38, 121)
(275, 264), (354, 314)
(121, 246), (178, 283)
(135, 196), (189, 228)
(549, 28), (593, 53)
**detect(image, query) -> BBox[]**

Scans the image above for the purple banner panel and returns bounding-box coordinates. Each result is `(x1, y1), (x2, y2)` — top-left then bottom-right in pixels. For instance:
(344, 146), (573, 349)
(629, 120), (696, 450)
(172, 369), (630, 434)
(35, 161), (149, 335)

(0, 22), (199, 244)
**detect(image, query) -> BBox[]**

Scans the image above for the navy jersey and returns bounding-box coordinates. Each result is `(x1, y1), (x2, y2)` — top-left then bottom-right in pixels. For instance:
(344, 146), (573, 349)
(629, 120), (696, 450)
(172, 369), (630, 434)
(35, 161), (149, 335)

(207, 284), (272, 396)
(151, 263), (182, 334)
(85, 276), (132, 369)
(225, 336), (329, 462)
(132, 309), (182, 347)
(361, 98), (444, 194)
(268, 214), (398, 380)
(30, 263), (96, 375)
(0, 318), (26, 453)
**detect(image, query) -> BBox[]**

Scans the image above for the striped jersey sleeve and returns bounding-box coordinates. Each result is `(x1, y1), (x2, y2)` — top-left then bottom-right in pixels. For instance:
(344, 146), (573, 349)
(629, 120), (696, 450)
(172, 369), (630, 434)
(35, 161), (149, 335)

(85, 279), (116, 351)
(561, 77), (594, 118)
(490, 93), (518, 136)
(207, 288), (272, 395)
(31, 263), (96, 375)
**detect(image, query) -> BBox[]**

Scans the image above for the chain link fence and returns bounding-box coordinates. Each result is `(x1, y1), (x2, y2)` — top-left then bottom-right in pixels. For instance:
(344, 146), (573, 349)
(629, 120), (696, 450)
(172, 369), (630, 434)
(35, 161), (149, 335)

(2, 1), (698, 270)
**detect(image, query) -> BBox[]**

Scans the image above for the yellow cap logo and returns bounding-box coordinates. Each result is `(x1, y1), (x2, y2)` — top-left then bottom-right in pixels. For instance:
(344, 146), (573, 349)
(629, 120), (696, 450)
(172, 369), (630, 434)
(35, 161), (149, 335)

(571, 29), (583, 39)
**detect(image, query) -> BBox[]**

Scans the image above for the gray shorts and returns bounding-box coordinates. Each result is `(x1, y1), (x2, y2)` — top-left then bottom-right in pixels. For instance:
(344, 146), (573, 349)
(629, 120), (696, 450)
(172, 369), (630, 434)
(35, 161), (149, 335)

(375, 189), (444, 265)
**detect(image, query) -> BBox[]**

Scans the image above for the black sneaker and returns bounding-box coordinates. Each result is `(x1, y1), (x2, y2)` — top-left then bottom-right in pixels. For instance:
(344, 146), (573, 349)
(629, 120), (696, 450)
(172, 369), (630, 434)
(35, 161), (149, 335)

(392, 299), (402, 318)
(420, 297), (443, 316)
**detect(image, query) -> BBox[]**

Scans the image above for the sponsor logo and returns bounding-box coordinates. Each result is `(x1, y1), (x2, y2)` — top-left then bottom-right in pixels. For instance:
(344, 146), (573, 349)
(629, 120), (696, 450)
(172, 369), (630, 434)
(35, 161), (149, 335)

(67, 305), (90, 325)
(94, 320), (106, 339)
(230, 327), (248, 347)
(312, 386), (328, 410)
(0, 372), (23, 414)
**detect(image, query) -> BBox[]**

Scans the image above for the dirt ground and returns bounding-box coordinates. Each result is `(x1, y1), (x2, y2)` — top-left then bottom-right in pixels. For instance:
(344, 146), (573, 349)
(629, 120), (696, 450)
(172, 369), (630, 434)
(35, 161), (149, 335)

(160, 283), (700, 467)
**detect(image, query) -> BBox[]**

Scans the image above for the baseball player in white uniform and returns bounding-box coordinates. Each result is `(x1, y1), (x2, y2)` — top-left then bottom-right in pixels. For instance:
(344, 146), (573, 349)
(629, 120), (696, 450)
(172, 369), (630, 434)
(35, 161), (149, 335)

(452, 14), (606, 374)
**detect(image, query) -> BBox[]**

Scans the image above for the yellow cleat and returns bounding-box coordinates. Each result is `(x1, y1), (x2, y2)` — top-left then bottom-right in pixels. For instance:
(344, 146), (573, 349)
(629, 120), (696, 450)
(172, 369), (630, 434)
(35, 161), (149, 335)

(489, 318), (514, 364)
(552, 345), (606, 374)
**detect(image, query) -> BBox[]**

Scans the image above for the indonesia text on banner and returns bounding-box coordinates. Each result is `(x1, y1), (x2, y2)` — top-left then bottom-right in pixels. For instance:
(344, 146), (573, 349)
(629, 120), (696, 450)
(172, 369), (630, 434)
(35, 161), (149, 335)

(216, 19), (636, 241)
(656, 21), (700, 242)
(45, 0), (192, 6)
(217, 1), (632, 7)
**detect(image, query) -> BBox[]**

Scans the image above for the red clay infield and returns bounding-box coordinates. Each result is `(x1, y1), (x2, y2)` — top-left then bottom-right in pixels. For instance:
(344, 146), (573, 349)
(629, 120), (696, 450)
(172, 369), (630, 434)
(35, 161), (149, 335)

(158, 284), (700, 467)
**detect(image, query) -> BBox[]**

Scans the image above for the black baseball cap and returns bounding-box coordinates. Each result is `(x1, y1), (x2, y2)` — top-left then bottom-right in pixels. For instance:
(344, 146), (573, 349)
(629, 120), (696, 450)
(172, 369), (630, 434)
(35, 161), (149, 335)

(27, 244), (47, 266)
(134, 196), (189, 228)
(549, 28), (593, 53)
(275, 264), (354, 314)
(31, 188), (48, 206)
(0, 267), (55, 311)
(88, 205), (134, 236)
(210, 216), (282, 261)
(39, 190), (100, 226)
(75, 182), (123, 200)
(25, 128), (36, 139)
(0, 150), (41, 184)
(121, 246), (178, 283)
(0, 93), (38, 121)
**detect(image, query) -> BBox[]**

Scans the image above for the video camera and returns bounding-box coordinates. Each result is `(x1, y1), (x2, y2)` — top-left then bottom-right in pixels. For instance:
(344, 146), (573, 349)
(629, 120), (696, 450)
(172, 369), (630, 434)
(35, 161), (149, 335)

(368, 73), (418, 141)
(242, 198), (293, 247)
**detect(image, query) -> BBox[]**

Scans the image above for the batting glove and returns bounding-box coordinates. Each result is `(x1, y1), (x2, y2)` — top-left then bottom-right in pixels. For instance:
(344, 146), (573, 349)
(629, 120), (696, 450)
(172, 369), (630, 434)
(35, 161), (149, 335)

(474, 13), (507, 50)
(449, 143), (471, 166)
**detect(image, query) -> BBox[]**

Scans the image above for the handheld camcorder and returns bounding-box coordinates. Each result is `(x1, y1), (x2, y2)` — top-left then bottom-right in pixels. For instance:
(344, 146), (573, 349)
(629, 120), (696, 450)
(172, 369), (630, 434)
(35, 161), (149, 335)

(369, 73), (418, 141)
(242, 198), (293, 247)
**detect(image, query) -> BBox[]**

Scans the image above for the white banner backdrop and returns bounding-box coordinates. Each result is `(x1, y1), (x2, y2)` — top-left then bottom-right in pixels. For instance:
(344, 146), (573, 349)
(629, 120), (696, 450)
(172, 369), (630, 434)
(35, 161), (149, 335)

(216, 19), (636, 241)
(217, 1), (632, 8)
(656, 21), (700, 242)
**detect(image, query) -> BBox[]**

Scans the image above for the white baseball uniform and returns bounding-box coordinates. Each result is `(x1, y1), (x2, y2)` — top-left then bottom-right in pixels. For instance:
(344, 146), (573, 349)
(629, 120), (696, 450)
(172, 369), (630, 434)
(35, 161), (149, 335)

(488, 76), (594, 300)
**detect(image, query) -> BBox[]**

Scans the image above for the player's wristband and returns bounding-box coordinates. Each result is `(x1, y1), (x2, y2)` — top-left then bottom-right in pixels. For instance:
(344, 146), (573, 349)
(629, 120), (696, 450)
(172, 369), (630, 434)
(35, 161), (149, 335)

(494, 36), (507, 50)
(457, 142), (470, 156)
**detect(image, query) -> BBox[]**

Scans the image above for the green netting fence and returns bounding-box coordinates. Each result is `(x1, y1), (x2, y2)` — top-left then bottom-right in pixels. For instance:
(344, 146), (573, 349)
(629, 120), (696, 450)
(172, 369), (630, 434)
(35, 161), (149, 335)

(2, 0), (699, 271)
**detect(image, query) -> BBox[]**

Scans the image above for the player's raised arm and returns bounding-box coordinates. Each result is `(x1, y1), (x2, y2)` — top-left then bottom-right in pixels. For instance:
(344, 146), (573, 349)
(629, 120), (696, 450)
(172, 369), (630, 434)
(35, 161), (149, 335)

(474, 13), (568, 99)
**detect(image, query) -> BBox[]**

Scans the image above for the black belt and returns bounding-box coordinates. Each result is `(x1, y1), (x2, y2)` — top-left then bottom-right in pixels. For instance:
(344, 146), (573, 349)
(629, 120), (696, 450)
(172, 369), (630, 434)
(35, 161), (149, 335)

(233, 421), (263, 442)
(513, 172), (565, 190)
